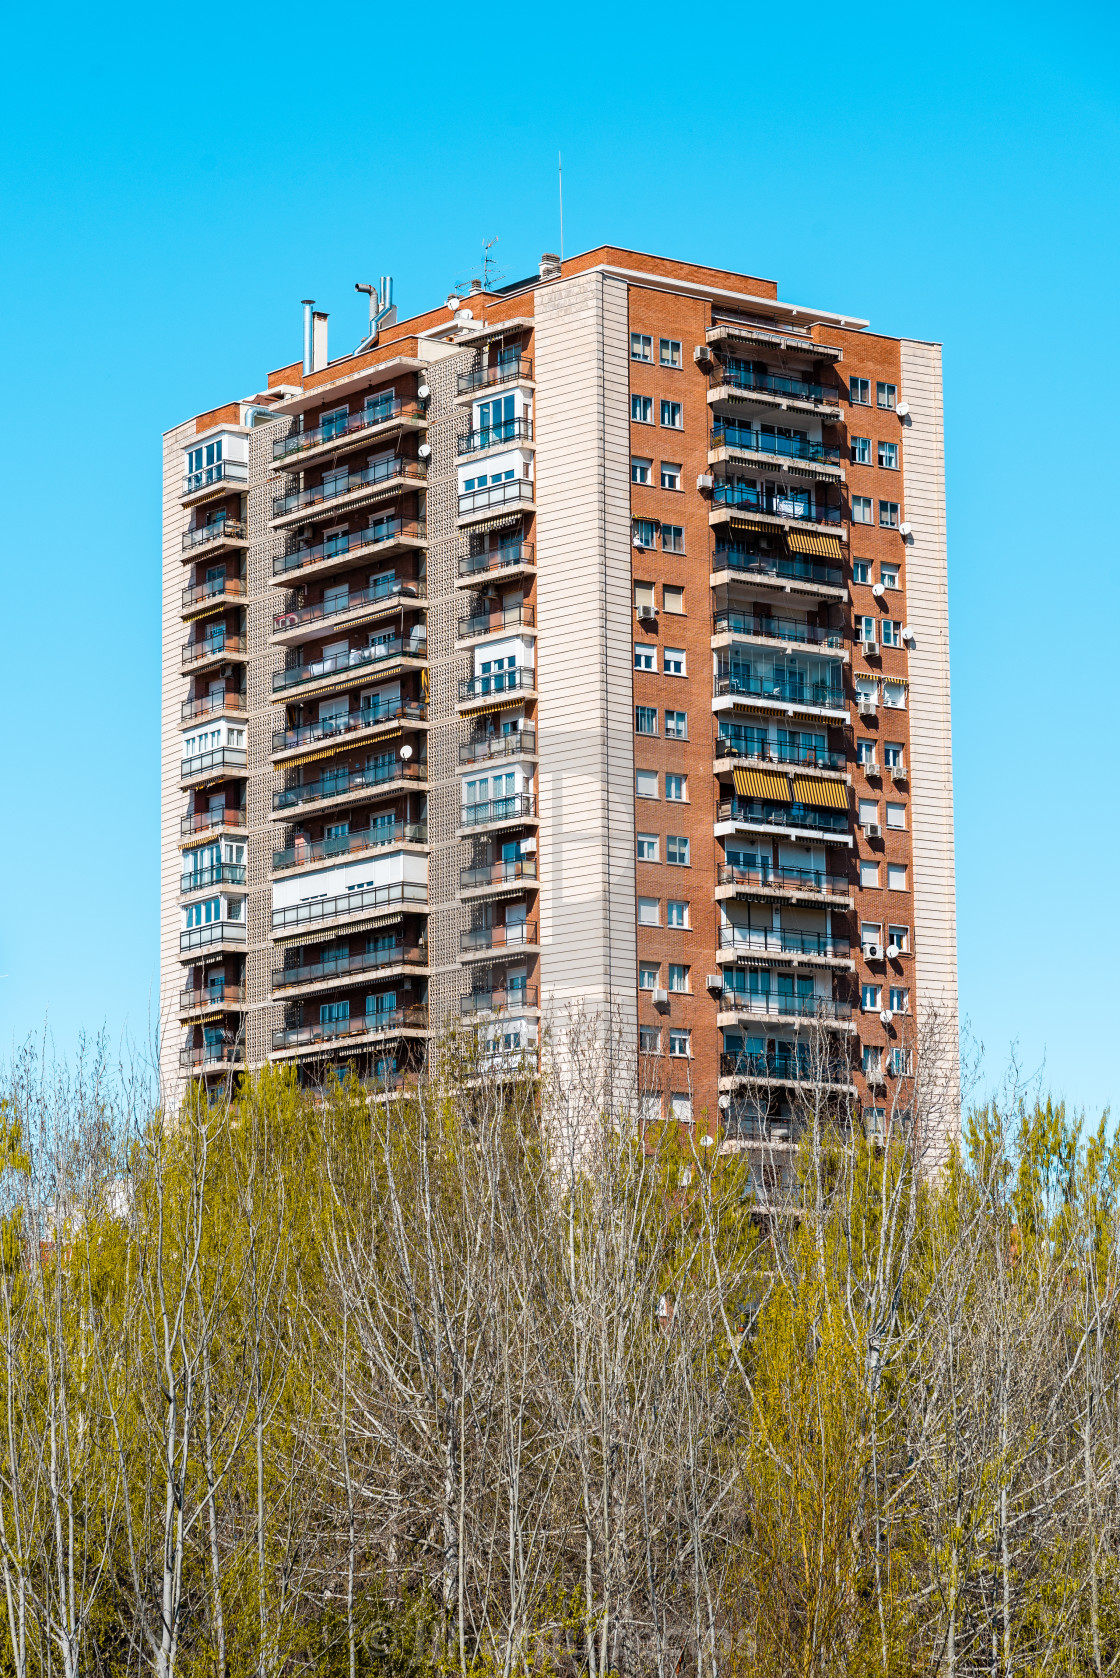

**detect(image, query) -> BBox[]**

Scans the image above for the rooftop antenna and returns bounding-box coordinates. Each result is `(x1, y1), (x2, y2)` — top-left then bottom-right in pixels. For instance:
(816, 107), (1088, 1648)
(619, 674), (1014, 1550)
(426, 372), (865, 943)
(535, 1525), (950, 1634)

(558, 150), (564, 261)
(481, 236), (499, 291)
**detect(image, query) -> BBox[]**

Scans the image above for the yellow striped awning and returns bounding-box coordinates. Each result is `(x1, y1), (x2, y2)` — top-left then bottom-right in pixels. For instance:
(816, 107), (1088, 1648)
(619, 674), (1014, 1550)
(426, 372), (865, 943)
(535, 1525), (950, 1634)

(465, 512), (524, 536)
(786, 531), (844, 561)
(277, 726), (405, 769)
(733, 767), (790, 801)
(471, 696), (529, 718)
(792, 775), (849, 809)
(727, 517), (771, 534)
(272, 911), (406, 951)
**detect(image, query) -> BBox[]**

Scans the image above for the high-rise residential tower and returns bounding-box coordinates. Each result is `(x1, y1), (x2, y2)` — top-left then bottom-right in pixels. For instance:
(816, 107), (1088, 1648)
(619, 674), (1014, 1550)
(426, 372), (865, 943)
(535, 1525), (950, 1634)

(161, 247), (956, 1150)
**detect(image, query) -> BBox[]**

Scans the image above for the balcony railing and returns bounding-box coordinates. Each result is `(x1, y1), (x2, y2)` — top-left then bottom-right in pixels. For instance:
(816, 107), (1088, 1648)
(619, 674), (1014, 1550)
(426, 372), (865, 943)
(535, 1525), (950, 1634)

(272, 399), (425, 463)
(713, 610), (842, 649)
(270, 879), (427, 932)
(272, 944), (426, 990)
(183, 517), (247, 553)
(181, 692), (245, 723)
(458, 603), (534, 639)
(458, 479), (534, 517)
(272, 698), (427, 755)
(183, 577), (246, 610)
(273, 518), (426, 578)
(712, 481), (842, 525)
(181, 634), (245, 668)
(181, 747), (247, 782)
(718, 863), (850, 898)
(180, 920), (247, 954)
(712, 365), (842, 407)
(459, 726), (536, 765)
(710, 424), (842, 465)
(720, 1051), (852, 1085)
(715, 734), (846, 772)
(460, 986), (540, 1015)
(181, 863), (247, 893)
(272, 458), (426, 519)
(180, 1043), (245, 1069)
(458, 541), (534, 577)
(273, 822), (426, 870)
(719, 798), (850, 835)
(273, 758), (425, 813)
(272, 1006), (429, 1051)
(272, 637), (425, 694)
(180, 807), (245, 838)
(273, 577), (424, 635)
(460, 921), (538, 953)
(183, 460), (248, 496)
(720, 992), (852, 1022)
(715, 672), (844, 709)
(180, 984), (245, 1012)
(713, 544), (843, 589)
(460, 859), (538, 891)
(460, 793), (536, 828)
(458, 417), (534, 454)
(718, 927), (850, 958)
(459, 666), (533, 702)
(457, 355), (532, 395)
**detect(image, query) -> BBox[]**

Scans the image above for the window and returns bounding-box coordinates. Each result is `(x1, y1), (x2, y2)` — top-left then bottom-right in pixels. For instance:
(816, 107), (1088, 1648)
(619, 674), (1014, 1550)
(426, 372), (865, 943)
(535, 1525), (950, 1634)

(661, 524), (685, 553)
(631, 333), (653, 362)
(636, 769), (658, 799)
(634, 645), (656, 671)
(887, 864), (908, 890)
(666, 899), (689, 928)
(637, 833), (659, 862)
(852, 496), (873, 524)
(665, 710), (688, 739)
(666, 835), (690, 866)
(884, 741), (904, 768)
(638, 897), (660, 925)
(668, 1029), (691, 1057)
(635, 706), (657, 735)
(633, 518), (655, 548)
(863, 1044), (882, 1074)
(862, 984), (882, 1011)
(858, 799), (879, 826)
(668, 964), (689, 993)
(857, 739), (877, 767)
(883, 682), (906, 709)
(660, 399), (682, 428)
(639, 1026), (661, 1053)
(631, 457), (651, 485)
(865, 1106), (886, 1139)
(888, 925), (910, 953)
(659, 338), (682, 368)
(321, 999), (350, 1024)
(889, 987), (909, 1013)
(862, 922), (883, 951)
(877, 381), (897, 409)
(631, 394), (653, 423)
(852, 560), (870, 584)
(851, 436), (871, 465)
(884, 808), (906, 839)
(660, 461), (682, 491)
(639, 963), (660, 990)
(881, 620), (902, 647)
(634, 580), (655, 611)
(858, 614), (877, 643)
(669, 1093), (692, 1122)
(878, 440), (898, 470)
(879, 500), (900, 528)
(640, 1093), (662, 1123)
(665, 773), (686, 801)
(880, 564), (899, 589)
(662, 584), (685, 614)
(860, 861), (881, 888)
(664, 647), (685, 676)
(890, 1046), (912, 1076)
(850, 377), (871, 405)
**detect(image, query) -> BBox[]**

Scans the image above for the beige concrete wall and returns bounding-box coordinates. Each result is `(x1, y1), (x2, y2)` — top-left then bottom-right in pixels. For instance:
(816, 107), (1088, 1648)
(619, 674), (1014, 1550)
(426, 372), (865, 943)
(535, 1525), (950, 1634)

(159, 426), (195, 1107)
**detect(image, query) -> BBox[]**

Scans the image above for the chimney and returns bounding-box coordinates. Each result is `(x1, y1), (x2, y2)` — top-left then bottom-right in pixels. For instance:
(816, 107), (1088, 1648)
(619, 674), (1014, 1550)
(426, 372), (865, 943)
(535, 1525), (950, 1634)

(301, 299), (314, 375)
(312, 311), (329, 372)
(539, 252), (561, 280)
(469, 277), (483, 295)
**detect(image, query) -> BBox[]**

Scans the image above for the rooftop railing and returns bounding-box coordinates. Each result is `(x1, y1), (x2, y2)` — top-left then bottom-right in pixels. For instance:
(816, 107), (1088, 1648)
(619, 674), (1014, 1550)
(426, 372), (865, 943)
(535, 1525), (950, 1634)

(180, 808), (245, 838)
(713, 610), (842, 649)
(715, 734), (846, 771)
(458, 603), (534, 639)
(273, 758), (425, 813)
(713, 543), (843, 589)
(720, 992), (852, 1022)
(180, 863), (247, 893)
(183, 460), (248, 496)
(459, 666), (534, 702)
(458, 479), (535, 517)
(273, 576), (424, 635)
(272, 1006), (429, 1051)
(712, 364), (842, 407)
(710, 423), (842, 464)
(458, 541), (534, 577)
(712, 481), (842, 524)
(458, 417), (534, 454)
(457, 355), (532, 395)
(272, 697), (426, 755)
(183, 577), (246, 609)
(719, 797), (850, 835)
(460, 921), (538, 953)
(459, 726), (536, 765)
(273, 822), (426, 871)
(460, 793), (536, 828)
(460, 859), (538, 891)
(273, 518), (426, 578)
(270, 879), (427, 932)
(183, 517), (247, 552)
(718, 862), (850, 898)
(272, 458), (426, 519)
(718, 925), (850, 959)
(272, 399), (425, 463)
(272, 944), (426, 989)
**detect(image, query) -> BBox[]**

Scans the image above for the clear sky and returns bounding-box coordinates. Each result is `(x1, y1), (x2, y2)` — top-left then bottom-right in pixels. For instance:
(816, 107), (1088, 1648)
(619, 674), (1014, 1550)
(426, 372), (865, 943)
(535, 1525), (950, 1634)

(1, 0), (1117, 1114)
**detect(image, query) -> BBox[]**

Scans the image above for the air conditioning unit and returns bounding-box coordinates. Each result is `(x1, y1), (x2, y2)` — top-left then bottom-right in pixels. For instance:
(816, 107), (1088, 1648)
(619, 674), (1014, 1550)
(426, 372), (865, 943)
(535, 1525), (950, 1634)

(890, 764), (908, 782)
(886, 942), (901, 960)
(707, 973), (725, 993)
(520, 836), (537, 854)
(696, 473), (714, 492)
(857, 698), (878, 716)
(863, 943), (883, 961)
(637, 604), (658, 621)
(651, 987), (669, 1010)
(863, 821), (883, 839)
(899, 522), (913, 538)
(861, 634), (878, 653)
(693, 344), (711, 364)
(865, 1069), (886, 1087)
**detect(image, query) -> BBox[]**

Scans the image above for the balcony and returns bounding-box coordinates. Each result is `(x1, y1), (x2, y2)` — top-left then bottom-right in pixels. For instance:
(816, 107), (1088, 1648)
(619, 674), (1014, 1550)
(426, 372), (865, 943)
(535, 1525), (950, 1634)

(714, 672), (845, 712)
(710, 423), (842, 470)
(458, 480), (534, 520)
(271, 878), (427, 933)
(460, 986), (540, 1016)
(181, 634), (245, 671)
(180, 862), (247, 894)
(718, 863), (850, 901)
(458, 417), (534, 455)
(183, 576), (246, 613)
(458, 541), (534, 580)
(180, 984), (245, 1015)
(272, 637), (425, 695)
(272, 399), (426, 466)
(181, 691), (245, 723)
(712, 610), (842, 650)
(718, 927), (851, 959)
(272, 518), (426, 581)
(710, 364), (842, 413)
(273, 758), (425, 814)
(458, 667), (534, 704)
(460, 921), (538, 954)
(182, 460), (248, 500)
(457, 355), (533, 396)
(180, 807), (245, 839)
(271, 1006), (429, 1053)
(273, 822), (427, 871)
(713, 544), (844, 591)
(458, 603), (534, 641)
(715, 734), (845, 772)
(271, 458), (426, 523)
(711, 480), (842, 528)
(459, 725), (537, 765)
(459, 793), (536, 829)
(180, 1043), (245, 1070)
(719, 1051), (853, 1088)
(182, 517), (247, 555)
(718, 797), (851, 837)
(272, 698), (427, 757)
(180, 746), (247, 785)
(460, 859), (538, 892)
(272, 944), (426, 991)
(719, 992), (852, 1024)
(180, 920), (247, 955)
(273, 576), (424, 639)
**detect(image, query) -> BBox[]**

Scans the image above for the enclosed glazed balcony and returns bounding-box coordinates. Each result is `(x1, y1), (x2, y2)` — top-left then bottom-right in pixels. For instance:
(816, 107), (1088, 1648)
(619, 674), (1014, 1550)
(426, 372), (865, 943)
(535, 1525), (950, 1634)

(273, 822), (426, 872)
(457, 355), (533, 396)
(713, 666), (845, 715)
(182, 459), (248, 502)
(271, 399), (426, 469)
(459, 793), (536, 830)
(271, 458), (426, 526)
(180, 861), (246, 894)
(272, 517), (426, 582)
(179, 919), (247, 956)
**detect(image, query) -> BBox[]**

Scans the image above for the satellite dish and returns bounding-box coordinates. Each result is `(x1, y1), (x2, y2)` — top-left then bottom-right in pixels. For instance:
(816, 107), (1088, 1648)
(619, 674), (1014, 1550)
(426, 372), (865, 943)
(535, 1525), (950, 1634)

(699, 1133), (715, 1147)
(718, 1095), (730, 1111)
(880, 1009), (893, 1026)
(417, 383), (430, 400)
(399, 744), (413, 761)
(455, 309), (474, 322)
(445, 295), (460, 312)
(417, 442), (431, 459)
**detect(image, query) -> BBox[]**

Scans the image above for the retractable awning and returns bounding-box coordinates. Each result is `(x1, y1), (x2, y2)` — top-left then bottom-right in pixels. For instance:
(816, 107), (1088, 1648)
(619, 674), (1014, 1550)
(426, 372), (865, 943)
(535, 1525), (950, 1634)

(733, 767), (790, 801)
(791, 776), (849, 810)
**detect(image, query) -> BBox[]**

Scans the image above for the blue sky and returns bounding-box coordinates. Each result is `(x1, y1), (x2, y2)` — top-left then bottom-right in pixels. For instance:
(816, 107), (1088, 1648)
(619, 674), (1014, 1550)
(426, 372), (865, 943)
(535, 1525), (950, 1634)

(1, 0), (1117, 1114)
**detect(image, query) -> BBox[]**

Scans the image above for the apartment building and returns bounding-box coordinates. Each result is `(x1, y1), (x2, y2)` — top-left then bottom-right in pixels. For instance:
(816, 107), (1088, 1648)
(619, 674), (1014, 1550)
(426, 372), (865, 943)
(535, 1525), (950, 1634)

(161, 246), (957, 1152)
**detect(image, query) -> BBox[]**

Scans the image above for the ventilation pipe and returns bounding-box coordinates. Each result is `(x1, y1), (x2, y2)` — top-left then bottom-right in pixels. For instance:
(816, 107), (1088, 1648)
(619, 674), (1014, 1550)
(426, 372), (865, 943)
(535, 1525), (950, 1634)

(355, 277), (396, 350)
(539, 252), (561, 280)
(312, 311), (329, 371)
(302, 300), (315, 374)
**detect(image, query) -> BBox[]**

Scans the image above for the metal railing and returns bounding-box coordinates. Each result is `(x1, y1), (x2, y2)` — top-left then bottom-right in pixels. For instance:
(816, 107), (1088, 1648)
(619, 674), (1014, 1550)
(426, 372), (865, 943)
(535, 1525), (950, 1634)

(720, 1051), (852, 1085)
(181, 692), (245, 722)
(460, 793), (536, 828)
(180, 921), (247, 953)
(273, 758), (425, 812)
(459, 726), (536, 764)
(180, 1043), (245, 1069)
(460, 986), (540, 1015)
(180, 863), (246, 893)
(273, 822), (426, 870)
(715, 671), (844, 709)
(270, 879), (427, 932)
(460, 859), (538, 891)
(272, 945), (426, 989)
(712, 364), (842, 407)
(273, 577), (424, 635)
(183, 577), (245, 609)
(458, 479), (534, 517)
(272, 399), (425, 463)
(460, 921), (538, 953)
(182, 634), (245, 668)
(457, 355), (532, 395)
(458, 603), (534, 639)
(183, 517), (246, 552)
(715, 734), (845, 771)
(272, 1006), (429, 1050)
(713, 610), (842, 648)
(272, 638), (426, 694)
(713, 544), (843, 588)
(180, 808), (245, 837)
(272, 458), (426, 519)
(712, 481), (842, 524)
(458, 541), (534, 577)
(719, 992), (852, 1022)
(273, 518), (426, 578)
(272, 698), (426, 754)
(180, 985), (245, 1011)
(719, 798), (850, 835)
(183, 460), (248, 496)
(718, 926), (850, 958)
(710, 423), (842, 464)
(459, 666), (533, 701)
(181, 747), (247, 781)
(458, 417), (534, 454)
(718, 863), (850, 898)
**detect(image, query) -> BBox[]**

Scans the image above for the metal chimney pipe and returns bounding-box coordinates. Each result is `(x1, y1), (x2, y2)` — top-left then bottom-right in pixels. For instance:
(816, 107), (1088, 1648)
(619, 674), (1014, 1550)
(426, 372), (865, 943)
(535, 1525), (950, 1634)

(301, 299), (314, 375)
